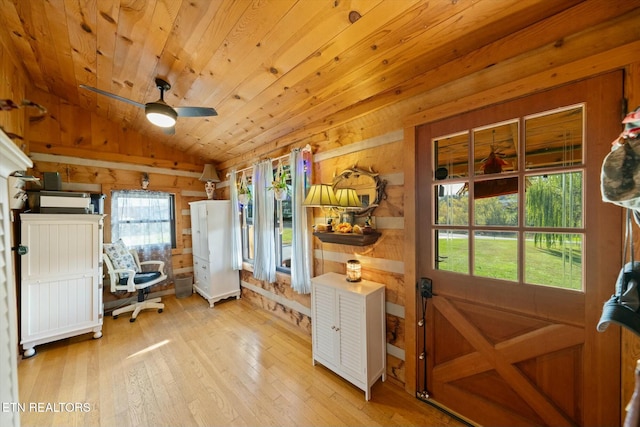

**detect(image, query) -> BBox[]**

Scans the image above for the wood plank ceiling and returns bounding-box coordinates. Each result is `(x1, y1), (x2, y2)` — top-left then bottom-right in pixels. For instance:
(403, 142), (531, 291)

(0, 0), (619, 165)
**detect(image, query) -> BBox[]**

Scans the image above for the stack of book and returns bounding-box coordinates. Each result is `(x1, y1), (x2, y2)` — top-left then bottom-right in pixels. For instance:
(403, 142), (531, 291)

(39, 191), (92, 214)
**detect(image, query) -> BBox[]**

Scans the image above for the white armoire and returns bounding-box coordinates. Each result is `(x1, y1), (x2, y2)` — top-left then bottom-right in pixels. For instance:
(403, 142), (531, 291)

(20, 213), (104, 357)
(311, 272), (386, 401)
(189, 200), (240, 307)
(0, 131), (32, 427)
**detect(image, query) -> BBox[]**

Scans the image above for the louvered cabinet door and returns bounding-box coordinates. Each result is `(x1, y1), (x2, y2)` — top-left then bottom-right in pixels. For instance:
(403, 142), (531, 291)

(337, 290), (364, 380)
(311, 282), (338, 368)
(311, 272), (386, 401)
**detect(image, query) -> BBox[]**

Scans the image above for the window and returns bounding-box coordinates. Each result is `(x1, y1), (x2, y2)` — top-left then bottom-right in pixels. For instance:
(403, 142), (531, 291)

(111, 190), (177, 249)
(433, 105), (584, 290)
(240, 162), (297, 273)
(275, 164), (292, 272)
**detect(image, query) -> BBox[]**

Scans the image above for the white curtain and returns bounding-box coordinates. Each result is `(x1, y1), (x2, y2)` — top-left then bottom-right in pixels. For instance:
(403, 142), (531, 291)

(229, 169), (243, 270)
(290, 149), (312, 293)
(111, 190), (173, 283)
(252, 160), (276, 282)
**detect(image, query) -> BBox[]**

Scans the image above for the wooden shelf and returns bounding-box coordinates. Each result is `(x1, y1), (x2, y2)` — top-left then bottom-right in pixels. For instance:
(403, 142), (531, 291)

(313, 231), (381, 246)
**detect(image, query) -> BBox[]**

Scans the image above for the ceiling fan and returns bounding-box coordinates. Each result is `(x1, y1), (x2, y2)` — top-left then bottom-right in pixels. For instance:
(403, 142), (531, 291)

(79, 77), (217, 134)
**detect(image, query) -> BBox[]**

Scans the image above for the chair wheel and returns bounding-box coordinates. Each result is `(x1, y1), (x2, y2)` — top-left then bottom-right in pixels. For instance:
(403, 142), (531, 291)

(113, 315), (119, 319)
(158, 309), (163, 313)
(129, 318), (136, 323)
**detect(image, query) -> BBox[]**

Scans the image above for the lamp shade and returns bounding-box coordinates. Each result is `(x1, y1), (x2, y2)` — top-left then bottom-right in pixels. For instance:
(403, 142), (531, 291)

(335, 188), (362, 209)
(302, 184), (340, 207)
(145, 101), (177, 127)
(199, 164), (221, 182)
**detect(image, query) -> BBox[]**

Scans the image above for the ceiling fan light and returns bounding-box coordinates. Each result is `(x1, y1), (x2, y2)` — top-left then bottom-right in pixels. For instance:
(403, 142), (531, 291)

(145, 102), (177, 127)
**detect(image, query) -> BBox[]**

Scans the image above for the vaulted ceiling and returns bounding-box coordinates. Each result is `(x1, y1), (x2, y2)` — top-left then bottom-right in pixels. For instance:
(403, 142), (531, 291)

(0, 0), (631, 166)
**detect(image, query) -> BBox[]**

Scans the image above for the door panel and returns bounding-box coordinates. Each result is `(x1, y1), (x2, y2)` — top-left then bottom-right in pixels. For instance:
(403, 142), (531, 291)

(416, 71), (623, 426)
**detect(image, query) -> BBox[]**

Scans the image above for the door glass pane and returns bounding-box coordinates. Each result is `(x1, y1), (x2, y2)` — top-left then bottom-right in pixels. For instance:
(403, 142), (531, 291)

(473, 231), (518, 281)
(435, 230), (469, 274)
(525, 232), (583, 290)
(436, 183), (468, 225)
(525, 105), (583, 169)
(474, 187), (518, 226)
(473, 121), (519, 175)
(434, 132), (470, 179)
(525, 172), (583, 228)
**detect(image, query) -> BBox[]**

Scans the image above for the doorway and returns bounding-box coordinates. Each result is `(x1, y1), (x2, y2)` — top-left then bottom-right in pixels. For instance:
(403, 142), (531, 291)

(414, 71), (624, 426)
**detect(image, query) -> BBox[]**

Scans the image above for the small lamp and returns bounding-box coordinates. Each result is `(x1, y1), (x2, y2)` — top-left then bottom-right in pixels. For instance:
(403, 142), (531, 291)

(303, 184), (340, 227)
(199, 164), (221, 200)
(335, 187), (362, 224)
(346, 259), (362, 282)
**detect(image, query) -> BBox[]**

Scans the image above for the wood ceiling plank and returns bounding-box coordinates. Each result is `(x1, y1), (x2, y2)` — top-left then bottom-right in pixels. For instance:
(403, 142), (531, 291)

(188, 0), (418, 155)
(240, 0), (637, 159)
(0, 0), (47, 91)
(156, 0), (240, 100)
(110, 0), (174, 126)
(204, 0), (513, 156)
(212, 0), (578, 158)
(63, 0), (98, 111)
(179, 0), (355, 153)
(39, 0), (81, 104)
(21, 0), (71, 98)
(93, 0), (121, 120)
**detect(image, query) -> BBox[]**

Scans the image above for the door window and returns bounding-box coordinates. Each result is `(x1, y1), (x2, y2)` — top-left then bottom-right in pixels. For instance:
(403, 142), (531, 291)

(433, 105), (584, 290)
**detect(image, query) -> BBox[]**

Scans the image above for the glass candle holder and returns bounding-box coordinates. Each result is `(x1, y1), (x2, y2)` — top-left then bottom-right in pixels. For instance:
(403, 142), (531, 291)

(346, 259), (361, 282)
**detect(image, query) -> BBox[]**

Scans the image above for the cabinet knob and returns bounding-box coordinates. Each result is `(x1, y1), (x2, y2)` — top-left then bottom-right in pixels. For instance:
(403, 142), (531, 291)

(12, 245), (28, 255)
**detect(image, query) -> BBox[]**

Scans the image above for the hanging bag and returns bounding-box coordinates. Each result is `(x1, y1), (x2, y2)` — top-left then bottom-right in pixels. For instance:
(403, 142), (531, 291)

(597, 209), (640, 335)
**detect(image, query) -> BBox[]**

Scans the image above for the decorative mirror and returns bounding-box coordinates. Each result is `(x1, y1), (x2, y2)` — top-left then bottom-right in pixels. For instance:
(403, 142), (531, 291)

(332, 166), (387, 217)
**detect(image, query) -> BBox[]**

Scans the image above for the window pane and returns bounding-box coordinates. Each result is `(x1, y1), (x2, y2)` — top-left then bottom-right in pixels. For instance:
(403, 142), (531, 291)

(473, 121), (518, 175)
(525, 105), (583, 169)
(435, 229), (469, 274)
(473, 231), (518, 281)
(118, 222), (171, 246)
(276, 198), (292, 270)
(436, 183), (468, 225)
(525, 233), (582, 290)
(434, 132), (470, 179)
(525, 172), (583, 228)
(242, 203), (254, 261)
(474, 188), (518, 226)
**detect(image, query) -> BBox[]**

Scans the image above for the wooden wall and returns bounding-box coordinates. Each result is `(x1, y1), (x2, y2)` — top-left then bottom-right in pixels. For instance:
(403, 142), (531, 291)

(4, 7), (640, 415)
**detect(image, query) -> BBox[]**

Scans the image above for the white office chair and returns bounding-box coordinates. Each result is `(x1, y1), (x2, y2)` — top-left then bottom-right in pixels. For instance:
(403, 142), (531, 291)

(104, 240), (166, 322)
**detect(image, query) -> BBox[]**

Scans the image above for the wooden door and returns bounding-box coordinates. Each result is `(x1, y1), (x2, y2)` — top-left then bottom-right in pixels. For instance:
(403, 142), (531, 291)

(415, 72), (624, 426)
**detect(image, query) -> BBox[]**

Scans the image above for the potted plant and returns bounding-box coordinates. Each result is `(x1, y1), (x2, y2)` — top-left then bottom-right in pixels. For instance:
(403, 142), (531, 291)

(238, 172), (251, 205)
(269, 163), (289, 201)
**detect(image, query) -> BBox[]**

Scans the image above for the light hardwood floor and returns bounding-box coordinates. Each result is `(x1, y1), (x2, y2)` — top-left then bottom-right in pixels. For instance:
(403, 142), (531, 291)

(17, 293), (463, 427)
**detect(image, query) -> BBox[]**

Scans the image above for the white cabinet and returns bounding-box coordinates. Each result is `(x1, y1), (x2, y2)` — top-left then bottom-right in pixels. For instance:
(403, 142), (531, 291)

(20, 214), (104, 357)
(189, 200), (240, 307)
(311, 272), (386, 400)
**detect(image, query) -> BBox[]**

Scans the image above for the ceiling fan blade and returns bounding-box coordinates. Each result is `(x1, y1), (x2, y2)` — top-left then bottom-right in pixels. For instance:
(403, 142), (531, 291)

(163, 126), (176, 135)
(174, 106), (218, 117)
(79, 84), (145, 109)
